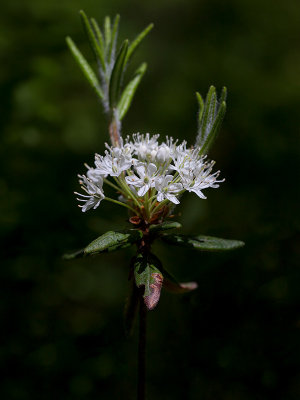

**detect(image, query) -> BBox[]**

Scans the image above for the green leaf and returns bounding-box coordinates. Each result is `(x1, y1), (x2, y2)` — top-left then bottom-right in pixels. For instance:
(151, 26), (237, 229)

(196, 86), (227, 155)
(66, 36), (104, 100)
(199, 85), (216, 144)
(109, 40), (129, 108)
(125, 23), (154, 65)
(200, 101), (226, 155)
(134, 253), (163, 310)
(104, 16), (111, 52)
(90, 18), (105, 58)
(163, 268), (198, 294)
(79, 10), (106, 71)
(149, 220), (182, 234)
(220, 86), (227, 104)
(196, 92), (204, 123)
(117, 63), (147, 120)
(162, 234), (245, 251)
(84, 229), (142, 255)
(107, 14), (120, 62)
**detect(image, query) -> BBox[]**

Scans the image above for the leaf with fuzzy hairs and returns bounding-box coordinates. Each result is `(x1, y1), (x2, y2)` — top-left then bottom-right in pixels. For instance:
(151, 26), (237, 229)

(79, 10), (106, 71)
(196, 86), (227, 155)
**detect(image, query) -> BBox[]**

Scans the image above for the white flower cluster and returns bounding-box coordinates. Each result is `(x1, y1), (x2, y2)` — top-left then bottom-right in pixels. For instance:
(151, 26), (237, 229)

(76, 133), (224, 216)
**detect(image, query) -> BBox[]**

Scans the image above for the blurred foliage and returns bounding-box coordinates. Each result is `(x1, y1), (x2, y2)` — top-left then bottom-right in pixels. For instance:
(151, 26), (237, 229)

(1, 0), (300, 399)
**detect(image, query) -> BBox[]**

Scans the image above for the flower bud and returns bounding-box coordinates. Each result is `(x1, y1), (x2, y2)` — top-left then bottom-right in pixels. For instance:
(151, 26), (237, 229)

(138, 144), (147, 159)
(156, 145), (170, 163)
(150, 149), (157, 161)
(112, 147), (122, 158)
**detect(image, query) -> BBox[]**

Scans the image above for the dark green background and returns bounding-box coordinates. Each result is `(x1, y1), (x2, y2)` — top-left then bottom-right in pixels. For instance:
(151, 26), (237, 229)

(1, 0), (299, 399)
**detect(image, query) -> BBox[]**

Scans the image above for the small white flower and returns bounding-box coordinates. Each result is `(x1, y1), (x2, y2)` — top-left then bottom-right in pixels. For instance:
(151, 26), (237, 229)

(125, 163), (157, 196)
(155, 175), (183, 204)
(75, 175), (105, 212)
(95, 147), (132, 177)
(85, 165), (105, 183)
(182, 161), (224, 199)
(129, 133), (159, 161)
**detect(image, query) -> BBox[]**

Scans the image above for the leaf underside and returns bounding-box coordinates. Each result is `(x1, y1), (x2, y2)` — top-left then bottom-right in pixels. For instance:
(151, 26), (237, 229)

(134, 253), (163, 310)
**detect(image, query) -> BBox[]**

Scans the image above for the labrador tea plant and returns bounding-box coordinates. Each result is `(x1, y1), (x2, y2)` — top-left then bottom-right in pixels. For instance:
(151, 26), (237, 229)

(64, 11), (244, 400)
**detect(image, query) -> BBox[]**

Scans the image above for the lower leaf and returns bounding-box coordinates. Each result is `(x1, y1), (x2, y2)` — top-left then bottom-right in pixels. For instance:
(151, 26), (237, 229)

(133, 253), (163, 310)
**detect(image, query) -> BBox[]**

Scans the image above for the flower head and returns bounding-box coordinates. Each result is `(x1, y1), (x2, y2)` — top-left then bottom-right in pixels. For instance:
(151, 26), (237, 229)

(75, 133), (224, 221)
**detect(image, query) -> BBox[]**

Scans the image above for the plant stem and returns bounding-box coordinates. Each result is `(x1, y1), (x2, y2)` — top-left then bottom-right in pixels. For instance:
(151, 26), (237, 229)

(115, 176), (141, 209)
(109, 114), (121, 147)
(138, 295), (147, 400)
(104, 196), (137, 214)
(151, 198), (169, 215)
(103, 177), (125, 193)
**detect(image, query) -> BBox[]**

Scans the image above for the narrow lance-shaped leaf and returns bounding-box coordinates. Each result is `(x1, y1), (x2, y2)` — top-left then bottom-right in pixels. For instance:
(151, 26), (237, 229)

(197, 85), (216, 147)
(104, 16), (111, 55)
(79, 10), (106, 71)
(220, 86), (227, 104)
(90, 18), (105, 60)
(162, 268), (198, 294)
(202, 86), (227, 152)
(124, 23), (154, 66)
(109, 40), (129, 108)
(107, 14), (120, 63)
(196, 92), (204, 123)
(162, 234), (245, 251)
(196, 86), (227, 155)
(134, 253), (163, 310)
(117, 62), (147, 120)
(199, 100), (226, 156)
(66, 37), (104, 100)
